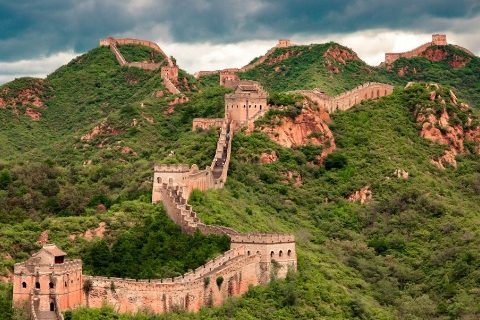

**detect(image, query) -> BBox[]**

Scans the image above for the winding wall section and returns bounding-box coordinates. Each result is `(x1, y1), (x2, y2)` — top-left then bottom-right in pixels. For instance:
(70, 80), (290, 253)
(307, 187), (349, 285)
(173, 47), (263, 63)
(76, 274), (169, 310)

(296, 82), (394, 113)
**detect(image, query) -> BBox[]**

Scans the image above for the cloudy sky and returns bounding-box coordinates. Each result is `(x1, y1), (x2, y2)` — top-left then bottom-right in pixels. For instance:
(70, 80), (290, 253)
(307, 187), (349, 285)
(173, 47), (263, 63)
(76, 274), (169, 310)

(0, 0), (479, 84)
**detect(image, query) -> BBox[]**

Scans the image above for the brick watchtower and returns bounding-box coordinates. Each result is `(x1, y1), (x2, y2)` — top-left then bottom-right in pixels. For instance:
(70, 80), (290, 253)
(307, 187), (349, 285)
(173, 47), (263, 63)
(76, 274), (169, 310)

(13, 244), (83, 318)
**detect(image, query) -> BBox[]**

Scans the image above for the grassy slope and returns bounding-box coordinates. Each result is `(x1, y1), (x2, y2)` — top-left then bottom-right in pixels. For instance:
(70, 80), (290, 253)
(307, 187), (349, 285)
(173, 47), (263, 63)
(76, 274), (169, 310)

(0, 43), (479, 319)
(241, 43), (480, 107)
(241, 43), (391, 95)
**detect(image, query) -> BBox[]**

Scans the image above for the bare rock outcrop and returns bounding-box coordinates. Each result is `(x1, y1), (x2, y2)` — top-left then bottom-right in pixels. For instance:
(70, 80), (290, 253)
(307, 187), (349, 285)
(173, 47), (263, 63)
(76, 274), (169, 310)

(414, 84), (480, 169)
(421, 48), (470, 68)
(0, 79), (50, 120)
(267, 50), (301, 65)
(69, 222), (107, 241)
(348, 186), (372, 204)
(259, 151), (278, 164)
(81, 123), (122, 141)
(258, 105), (336, 164)
(37, 230), (49, 245)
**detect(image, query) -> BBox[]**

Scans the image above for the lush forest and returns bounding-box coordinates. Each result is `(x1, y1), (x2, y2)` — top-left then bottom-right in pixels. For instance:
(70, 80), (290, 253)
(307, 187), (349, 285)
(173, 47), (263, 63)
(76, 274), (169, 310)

(0, 41), (479, 320)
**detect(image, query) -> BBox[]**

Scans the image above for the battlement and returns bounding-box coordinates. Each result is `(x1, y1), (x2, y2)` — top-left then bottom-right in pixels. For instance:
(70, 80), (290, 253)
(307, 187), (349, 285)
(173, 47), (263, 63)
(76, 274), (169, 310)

(296, 82), (394, 113)
(230, 233), (295, 244)
(432, 34), (447, 46)
(277, 39), (292, 48)
(192, 118), (225, 131)
(154, 164), (191, 173)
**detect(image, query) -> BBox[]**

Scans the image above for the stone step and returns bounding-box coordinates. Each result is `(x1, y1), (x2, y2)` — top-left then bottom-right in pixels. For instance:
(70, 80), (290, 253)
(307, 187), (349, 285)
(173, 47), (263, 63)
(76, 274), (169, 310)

(36, 310), (57, 320)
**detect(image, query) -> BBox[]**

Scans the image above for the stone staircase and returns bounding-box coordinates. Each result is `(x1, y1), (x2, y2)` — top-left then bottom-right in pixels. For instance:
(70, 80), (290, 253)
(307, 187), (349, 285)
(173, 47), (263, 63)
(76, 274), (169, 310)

(109, 43), (127, 66)
(36, 311), (57, 320)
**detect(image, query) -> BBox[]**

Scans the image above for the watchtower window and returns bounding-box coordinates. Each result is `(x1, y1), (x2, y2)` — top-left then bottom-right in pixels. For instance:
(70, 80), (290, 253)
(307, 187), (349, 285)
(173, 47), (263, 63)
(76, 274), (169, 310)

(35, 282), (40, 289)
(279, 250), (283, 257)
(22, 282), (27, 288)
(54, 256), (64, 264)
(65, 281), (67, 287)
(287, 249), (292, 257)
(260, 105), (262, 110)
(270, 251), (274, 257)
(50, 302), (55, 311)
(247, 251), (250, 256)
(49, 282), (54, 289)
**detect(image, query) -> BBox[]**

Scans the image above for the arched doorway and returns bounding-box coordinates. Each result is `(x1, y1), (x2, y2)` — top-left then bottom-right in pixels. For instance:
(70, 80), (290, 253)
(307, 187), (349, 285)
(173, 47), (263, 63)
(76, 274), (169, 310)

(50, 302), (55, 311)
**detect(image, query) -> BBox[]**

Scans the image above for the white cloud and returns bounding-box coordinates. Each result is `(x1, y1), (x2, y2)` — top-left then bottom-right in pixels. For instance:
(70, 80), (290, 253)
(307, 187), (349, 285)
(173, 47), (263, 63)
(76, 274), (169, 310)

(162, 29), (479, 73)
(1, 30), (479, 85)
(0, 51), (78, 85)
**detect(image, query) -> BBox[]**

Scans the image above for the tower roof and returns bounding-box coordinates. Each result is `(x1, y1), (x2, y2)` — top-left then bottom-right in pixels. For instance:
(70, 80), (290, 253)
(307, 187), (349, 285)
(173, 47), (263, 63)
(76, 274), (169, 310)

(38, 244), (66, 257)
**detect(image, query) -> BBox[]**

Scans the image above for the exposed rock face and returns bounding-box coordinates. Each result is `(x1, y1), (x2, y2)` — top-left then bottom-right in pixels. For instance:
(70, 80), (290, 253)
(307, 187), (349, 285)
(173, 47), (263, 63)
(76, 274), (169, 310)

(154, 90), (164, 97)
(449, 55), (470, 68)
(81, 123), (122, 141)
(0, 79), (50, 120)
(120, 146), (137, 156)
(141, 112), (154, 124)
(414, 84), (480, 169)
(165, 95), (189, 115)
(324, 46), (358, 64)
(394, 169), (409, 180)
(37, 230), (49, 245)
(267, 51), (301, 65)
(259, 106), (336, 164)
(421, 48), (470, 68)
(397, 66), (417, 77)
(348, 186), (372, 204)
(282, 171), (302, 187)
(69, 222), (107, 241)
(259, 151), (278, 164)
(423, 48), (448, 62)
(25, 107), (41, 121)
(323, 46), (358, 74)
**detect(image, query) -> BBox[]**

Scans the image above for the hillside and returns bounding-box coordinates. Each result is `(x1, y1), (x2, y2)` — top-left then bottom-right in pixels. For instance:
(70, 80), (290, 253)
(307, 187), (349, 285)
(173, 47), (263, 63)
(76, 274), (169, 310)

(241, 42), (391, 95)
(385, 44), (480, 105)
(239, 42), (480, 107)
(1, 40), (480, 320)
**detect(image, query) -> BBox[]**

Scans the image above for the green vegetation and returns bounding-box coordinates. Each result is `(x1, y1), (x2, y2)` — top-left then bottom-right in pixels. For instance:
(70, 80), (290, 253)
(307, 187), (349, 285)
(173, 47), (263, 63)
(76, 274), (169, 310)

(241, 43), (391, 94)
(0, 41), (480, 319)
(117, 44), (166, 64)
(82, 209), (229, 279)
(384, 45), (480, 105)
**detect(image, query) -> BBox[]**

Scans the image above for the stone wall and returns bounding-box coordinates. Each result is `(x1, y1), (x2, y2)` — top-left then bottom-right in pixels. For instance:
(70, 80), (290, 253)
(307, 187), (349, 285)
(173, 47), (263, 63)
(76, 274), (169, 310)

(296, 82), (394, 113)
(100, 37), (181, 92)
(195, 39), (293, 78)
(192, 118), (225, 131)
(85, 247), (263, 313)
(384, 34), (447, 65)
(100, 37), (173, 66)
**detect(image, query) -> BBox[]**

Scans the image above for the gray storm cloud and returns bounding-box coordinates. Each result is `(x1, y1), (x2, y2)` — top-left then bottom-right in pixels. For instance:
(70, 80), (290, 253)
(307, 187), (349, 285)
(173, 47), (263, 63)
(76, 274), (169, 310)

(0, 0), (479, 84)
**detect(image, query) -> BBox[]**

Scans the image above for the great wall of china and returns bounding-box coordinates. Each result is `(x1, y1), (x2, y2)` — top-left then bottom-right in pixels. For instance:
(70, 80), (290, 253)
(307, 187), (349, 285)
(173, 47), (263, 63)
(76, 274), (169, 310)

(99, 37), (181, 94)
(384, 34), (474, 65)
(12, 34), (430, 319)
(295, 82), (394, 113)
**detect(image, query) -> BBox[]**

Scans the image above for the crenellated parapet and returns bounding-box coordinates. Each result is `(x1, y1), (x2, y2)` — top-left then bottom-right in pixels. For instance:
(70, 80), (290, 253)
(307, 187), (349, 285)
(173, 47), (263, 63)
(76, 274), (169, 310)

(296, 82), (394, 113)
